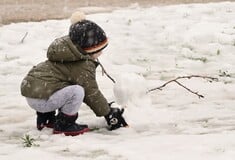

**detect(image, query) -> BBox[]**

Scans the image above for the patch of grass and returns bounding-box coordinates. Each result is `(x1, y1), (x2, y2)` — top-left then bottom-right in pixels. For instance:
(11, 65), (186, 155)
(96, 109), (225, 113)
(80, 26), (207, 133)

(136, 58), (149, 62)
(185, 56), (208, 63)
(219, 70), (231, 78)
(127, 19), (132, 25)
(4, 54), (19, 62)
(21, 134), (39, 147)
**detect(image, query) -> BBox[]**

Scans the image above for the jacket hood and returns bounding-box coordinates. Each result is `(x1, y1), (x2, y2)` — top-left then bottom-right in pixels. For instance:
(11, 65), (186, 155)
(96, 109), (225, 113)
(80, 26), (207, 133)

(47, 36), (91, 62)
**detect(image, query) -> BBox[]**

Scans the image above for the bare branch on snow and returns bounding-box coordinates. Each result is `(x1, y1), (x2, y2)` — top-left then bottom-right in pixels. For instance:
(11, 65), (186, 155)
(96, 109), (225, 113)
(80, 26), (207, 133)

(20, 32), (28, 43)
(147, 75), (218, 98)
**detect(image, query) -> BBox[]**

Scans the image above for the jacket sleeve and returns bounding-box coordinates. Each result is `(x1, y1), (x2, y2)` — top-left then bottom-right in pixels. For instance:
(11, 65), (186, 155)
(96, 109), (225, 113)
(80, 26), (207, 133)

(73, 62), (110, 117)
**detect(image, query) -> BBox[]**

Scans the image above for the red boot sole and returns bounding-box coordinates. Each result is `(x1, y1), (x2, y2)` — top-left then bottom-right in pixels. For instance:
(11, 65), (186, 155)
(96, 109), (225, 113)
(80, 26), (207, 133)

(53, 128), (90, 136)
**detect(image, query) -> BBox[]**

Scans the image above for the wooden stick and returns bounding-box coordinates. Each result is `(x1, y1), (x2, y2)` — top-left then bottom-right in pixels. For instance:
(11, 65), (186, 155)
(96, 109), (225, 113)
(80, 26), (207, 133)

(97, 59), (116, 83)
(147, 75), (218, 98)
(174, 80), (204, 98)
(20, 32), (28, 43)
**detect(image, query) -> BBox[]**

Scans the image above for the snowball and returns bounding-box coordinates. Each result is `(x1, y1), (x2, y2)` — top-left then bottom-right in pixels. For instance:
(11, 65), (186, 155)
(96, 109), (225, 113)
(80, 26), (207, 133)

(113, 73), (148, 106)
(70, 11), (86, 24)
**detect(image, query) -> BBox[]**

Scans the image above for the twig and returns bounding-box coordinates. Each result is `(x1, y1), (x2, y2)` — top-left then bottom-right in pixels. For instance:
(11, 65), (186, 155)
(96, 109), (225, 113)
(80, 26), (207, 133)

(174, 80), (204, 98)
(147, 75), (218, 98)
(20, 32), (28, 43)
(97, 59), (116, 83)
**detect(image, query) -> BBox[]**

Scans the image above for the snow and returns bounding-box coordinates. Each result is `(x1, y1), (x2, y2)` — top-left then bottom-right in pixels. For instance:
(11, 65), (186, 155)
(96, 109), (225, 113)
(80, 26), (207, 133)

(0, 2), (235, 160)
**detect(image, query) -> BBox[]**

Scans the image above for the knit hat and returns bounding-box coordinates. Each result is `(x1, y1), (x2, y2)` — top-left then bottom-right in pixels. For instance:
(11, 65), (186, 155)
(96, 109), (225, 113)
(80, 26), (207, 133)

(69, 11), (108, 54)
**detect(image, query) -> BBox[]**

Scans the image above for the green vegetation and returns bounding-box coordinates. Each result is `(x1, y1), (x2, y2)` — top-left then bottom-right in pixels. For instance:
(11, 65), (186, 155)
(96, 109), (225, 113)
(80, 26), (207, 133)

(21, 134), (39, 147)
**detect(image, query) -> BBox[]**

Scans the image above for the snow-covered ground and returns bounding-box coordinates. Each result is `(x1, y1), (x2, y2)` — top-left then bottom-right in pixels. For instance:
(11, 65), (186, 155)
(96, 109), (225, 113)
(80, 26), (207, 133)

(0, 2), (235, 160)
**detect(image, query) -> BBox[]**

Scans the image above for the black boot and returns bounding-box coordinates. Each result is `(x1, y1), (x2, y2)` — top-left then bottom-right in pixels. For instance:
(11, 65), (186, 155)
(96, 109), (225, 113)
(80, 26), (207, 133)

(36, 111), (56, 130)
(53, 112), (89, 136)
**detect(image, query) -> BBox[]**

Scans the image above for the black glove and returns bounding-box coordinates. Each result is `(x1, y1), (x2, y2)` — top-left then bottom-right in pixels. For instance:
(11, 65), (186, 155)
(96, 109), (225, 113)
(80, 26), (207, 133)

(104, 102), (128, 130)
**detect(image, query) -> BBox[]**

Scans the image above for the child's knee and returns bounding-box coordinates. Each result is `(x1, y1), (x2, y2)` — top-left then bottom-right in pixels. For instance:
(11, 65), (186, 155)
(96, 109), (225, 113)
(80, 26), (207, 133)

(73, 85), (85, 99)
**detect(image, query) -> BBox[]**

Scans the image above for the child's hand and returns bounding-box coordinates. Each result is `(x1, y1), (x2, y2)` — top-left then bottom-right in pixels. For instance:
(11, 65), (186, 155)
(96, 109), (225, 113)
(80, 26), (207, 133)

(104, 104), (128, 130)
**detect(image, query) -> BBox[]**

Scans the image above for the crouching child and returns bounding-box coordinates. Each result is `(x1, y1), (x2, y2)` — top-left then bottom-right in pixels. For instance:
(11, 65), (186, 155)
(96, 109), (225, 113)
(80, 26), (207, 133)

(20, 11), (128, 136)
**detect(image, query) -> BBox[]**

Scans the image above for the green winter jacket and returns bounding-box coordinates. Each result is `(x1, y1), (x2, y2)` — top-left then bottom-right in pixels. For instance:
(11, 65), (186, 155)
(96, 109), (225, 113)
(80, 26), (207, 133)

(20, 36), (110, 117)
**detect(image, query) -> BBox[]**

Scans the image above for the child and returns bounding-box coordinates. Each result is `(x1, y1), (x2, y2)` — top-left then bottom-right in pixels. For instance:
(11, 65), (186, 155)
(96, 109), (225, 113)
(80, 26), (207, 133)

(20, 11), (128, 136)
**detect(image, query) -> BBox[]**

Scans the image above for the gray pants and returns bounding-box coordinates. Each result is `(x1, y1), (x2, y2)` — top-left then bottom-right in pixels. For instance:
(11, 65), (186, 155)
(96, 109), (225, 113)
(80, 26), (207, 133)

(26, 85), (84, 115)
